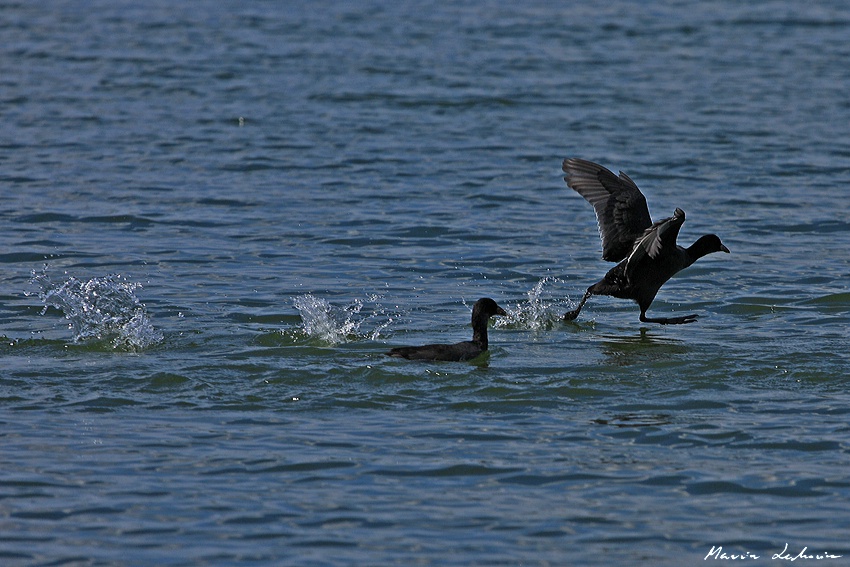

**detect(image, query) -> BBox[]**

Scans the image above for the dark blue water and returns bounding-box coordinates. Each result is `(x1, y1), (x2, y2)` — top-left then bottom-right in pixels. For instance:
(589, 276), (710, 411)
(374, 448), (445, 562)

(3, 1), (850, 565)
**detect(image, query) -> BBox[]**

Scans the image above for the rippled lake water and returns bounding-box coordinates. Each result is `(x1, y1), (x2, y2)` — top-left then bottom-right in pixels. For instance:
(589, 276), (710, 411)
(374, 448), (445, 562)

(2, 1), (850, 565)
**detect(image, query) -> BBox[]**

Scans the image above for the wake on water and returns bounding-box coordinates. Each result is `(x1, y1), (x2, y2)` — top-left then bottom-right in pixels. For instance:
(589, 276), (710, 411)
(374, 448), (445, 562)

(27, 271), (563, 351)
(29, 269), (163, 350)
(293, 278), (567, 346)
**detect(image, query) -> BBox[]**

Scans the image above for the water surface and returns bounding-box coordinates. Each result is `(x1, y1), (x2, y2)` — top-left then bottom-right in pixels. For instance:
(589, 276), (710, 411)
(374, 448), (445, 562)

(2, 1), (850, 565)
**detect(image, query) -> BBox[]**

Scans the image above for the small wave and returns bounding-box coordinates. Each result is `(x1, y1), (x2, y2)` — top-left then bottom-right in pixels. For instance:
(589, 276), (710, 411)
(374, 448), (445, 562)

(494, 277), (567, 331)
(29, 269), (162, 350)
(292, 293), (397, 345)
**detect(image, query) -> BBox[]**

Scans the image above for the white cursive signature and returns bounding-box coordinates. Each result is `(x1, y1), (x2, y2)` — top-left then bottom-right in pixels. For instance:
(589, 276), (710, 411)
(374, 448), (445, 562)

(704, 546), (760, 560)
(772, 544), (842, 561)
(705, 544), (843, 561)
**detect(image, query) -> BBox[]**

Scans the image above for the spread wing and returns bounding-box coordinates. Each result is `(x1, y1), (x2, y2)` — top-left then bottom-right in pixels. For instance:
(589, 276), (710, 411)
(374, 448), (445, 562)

(562, 158), (653, 262)
(624, 208), (686, 277)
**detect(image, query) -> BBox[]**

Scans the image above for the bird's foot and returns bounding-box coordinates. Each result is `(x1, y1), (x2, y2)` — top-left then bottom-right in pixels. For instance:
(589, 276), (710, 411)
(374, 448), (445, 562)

(641, 313), (699, 325)
(563, 310), (580, 322)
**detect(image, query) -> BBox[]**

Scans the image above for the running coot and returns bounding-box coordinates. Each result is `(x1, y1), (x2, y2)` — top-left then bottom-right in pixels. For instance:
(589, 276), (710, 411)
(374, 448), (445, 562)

(386, 298), (507, 361)
(562, 158), (729, 325)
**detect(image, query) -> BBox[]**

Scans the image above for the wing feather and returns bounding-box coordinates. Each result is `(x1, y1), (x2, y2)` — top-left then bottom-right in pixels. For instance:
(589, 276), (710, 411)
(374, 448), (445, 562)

(562, 158), (653, 262)
(624, 208), (686, 277)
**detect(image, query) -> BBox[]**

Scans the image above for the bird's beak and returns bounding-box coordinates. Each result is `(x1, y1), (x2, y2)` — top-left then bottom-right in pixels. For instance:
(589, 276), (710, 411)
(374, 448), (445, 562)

(496, 307), (508, 316)
(721, 244), (730, 253)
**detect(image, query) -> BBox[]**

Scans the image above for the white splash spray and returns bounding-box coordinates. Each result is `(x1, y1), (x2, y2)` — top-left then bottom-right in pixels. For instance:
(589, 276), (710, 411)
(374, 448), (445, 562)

(494, 277), (567, 331)
(292, 293), (397, 345)
(30, 269), (163, 350)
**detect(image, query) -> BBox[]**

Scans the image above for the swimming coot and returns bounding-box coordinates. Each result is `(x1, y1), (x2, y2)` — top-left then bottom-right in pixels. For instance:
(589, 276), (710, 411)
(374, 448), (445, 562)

(562, 158), (729, 324)
(386, 298), (507, 361)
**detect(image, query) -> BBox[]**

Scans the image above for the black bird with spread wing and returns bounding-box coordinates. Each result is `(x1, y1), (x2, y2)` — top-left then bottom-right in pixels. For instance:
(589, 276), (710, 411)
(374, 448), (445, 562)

(562, 158), (729, 325)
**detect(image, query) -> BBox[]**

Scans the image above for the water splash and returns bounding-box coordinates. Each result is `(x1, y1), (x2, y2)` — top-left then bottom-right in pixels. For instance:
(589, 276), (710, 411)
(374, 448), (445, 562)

(494, 277), (567, 331)
(30, 269), (163, 350)
(292, 293), (396, 345)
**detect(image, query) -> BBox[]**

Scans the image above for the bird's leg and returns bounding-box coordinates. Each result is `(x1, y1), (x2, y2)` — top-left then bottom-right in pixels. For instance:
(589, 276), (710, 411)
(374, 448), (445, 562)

(564, 288), (593, 322)
(639, 311), (699, 325)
